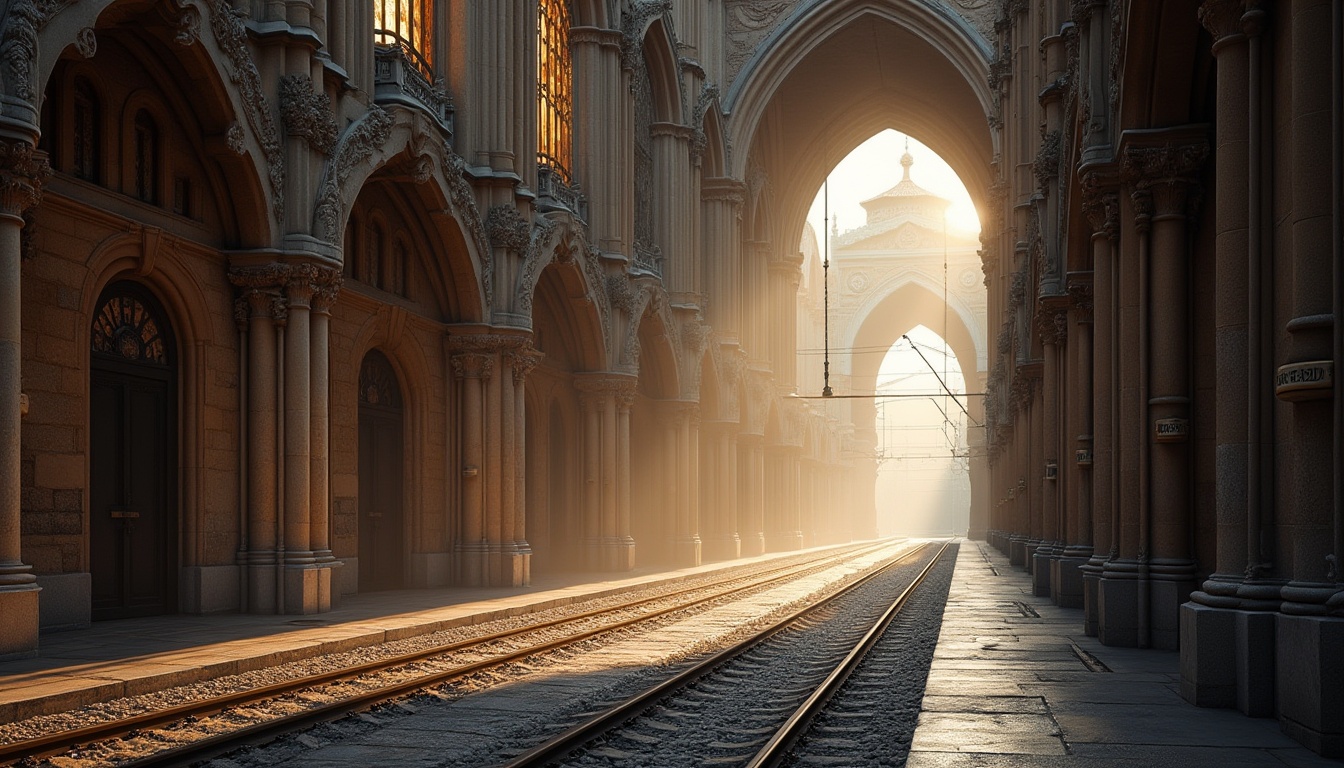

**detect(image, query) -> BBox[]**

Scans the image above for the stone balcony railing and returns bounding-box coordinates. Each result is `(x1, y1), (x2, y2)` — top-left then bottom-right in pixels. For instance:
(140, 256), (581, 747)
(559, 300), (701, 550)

(536, 164), (587, 221)
(373, 38), (453, 137)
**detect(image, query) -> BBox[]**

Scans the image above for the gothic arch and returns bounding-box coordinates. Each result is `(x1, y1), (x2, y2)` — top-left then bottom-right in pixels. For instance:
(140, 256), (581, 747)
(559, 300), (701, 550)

(725, 2), (994, 250)
(318, 109), (489, 322)
(640, 17), (683, 124)
(842, 271), (988, 376)
(526, 225), (610, 372)
(631, 289), (680, 399)
(22, 0), (281, 245)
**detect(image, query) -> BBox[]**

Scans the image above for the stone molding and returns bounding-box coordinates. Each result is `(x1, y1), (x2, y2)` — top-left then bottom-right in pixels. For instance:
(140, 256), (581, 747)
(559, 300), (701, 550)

(0, 140), (48, 219)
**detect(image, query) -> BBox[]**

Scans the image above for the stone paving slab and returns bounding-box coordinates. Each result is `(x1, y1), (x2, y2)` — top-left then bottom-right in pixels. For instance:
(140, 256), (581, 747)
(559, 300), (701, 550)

(908, 544), (1342, 766)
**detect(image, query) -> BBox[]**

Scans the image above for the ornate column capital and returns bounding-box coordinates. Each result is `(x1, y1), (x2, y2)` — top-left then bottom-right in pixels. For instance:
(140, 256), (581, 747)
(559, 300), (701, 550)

(450, 353), (494, 381)
(1121, 135), (1209, 217)
(701, 177), (747, 207)
(1081, 167), (1120, 240)
(0, 141), (49, 220)
(229, 263), (293, 323)
(1068, 272), (1095, 324)
(505, 346), (545, 385)
(1035, 302), (1070, 346)
(1198, 0), (1247, 48)
(310, 266), (343, 314)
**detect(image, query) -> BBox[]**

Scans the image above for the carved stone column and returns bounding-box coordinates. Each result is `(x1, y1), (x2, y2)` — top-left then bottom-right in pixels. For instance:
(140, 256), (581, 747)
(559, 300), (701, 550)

(1081, 170), (1119, 636)
(670, 400), (703, 566)
(230, 265), (288, 614)
(767, 252), (803, 391)
(577, 374), (639, 570)
(702, 178), (747, 340)
(0, 141), (46, 658)
(570, 26), (626, 251)
(507, 347), (543, 584)
(1124, 131), (1207, 650)
(1182, 0), (1265, 712)
(764, 444), (803, 552)
(1054, 271), (1094, 610)
(1034, 301), (1068, 598)
(450, 351), (491, 586)
(309, 271), (340, 574)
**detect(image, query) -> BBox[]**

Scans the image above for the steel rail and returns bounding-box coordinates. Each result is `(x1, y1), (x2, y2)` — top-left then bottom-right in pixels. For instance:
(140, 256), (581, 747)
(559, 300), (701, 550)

(745, 539), (951, 768)
(499, 540), (946, 768)
(0, 539), (897, 767)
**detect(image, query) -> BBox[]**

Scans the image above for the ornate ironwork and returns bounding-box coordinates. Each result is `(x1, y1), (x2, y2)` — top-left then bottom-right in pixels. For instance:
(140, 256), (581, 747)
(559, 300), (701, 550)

(537, 0), (573, 185)
(92, 289), (169, 365)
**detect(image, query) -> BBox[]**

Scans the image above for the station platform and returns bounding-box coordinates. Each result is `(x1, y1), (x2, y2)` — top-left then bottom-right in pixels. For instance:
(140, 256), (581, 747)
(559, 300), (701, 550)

(0, 547), (847, 726)
(908, 543), (1340, 766)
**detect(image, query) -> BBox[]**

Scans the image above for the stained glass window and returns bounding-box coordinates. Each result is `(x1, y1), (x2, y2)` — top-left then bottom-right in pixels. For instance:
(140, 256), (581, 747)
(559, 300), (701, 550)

(91, 288), (169, 365)
(359, 349), (402, 409)
(537, 0), (573, 183)
(374, 0), (434, 79)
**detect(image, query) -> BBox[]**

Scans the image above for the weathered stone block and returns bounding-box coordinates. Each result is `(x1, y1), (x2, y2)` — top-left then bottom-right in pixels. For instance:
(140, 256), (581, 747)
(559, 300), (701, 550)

(1180, 602), (1236, 708)
(36, 572), (90, 631)
(1276, 614), (1344, 757)
(0, 586), (40, 659)
(1097, 576), (1139, 647)
(181, 565), (240, 614)
(1236, 610), (1275, 718)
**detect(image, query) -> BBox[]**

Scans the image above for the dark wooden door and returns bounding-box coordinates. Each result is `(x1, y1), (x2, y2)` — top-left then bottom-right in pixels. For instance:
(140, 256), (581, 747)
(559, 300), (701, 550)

(358, 351), (404, 591)
(89, 286), (176, 620)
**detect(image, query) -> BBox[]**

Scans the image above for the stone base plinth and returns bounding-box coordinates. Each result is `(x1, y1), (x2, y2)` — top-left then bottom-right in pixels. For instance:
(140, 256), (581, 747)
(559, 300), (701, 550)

(284, 564), (334, 615)
(180, 565), (238, 615)
(37, 572), (90, 629)
(764, 531), (803, 553)
(247, 564), (278, 614)
(1031, 551), (1053, 596)
(498, 551), (530, 585)
(1051, 557), (1087, 608)
(740, 533), (765, 557)
(1150, 577), (1195, 650)
(1236, 610), (1275, 717)
(1009, 538), (1027, 567)
(408, 553), (451, 588)
(1276, 614), (1344, 757)
(1097, 575), (1139, 647)
(702, 535), (740, 563)
(0, 585), (39, 659)
(1180, 602), (1237, 708)
(457, 544), (491, 587)
(669, 536), (701, 569)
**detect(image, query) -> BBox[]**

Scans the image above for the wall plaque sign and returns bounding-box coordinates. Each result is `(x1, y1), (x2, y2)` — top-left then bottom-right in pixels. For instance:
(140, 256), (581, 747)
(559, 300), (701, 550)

(1275, 361), (1333, 401)
(1154, 418), (1189, 443)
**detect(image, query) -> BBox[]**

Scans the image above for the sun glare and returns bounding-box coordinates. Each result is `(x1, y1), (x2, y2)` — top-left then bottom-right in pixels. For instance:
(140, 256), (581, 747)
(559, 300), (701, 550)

(807, 130), (981, 239)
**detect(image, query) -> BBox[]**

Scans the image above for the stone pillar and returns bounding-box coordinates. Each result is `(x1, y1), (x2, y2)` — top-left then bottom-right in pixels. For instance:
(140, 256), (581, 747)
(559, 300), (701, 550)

(0, 141), (46, 659)
(450, 351), (491, 586)
(281, 265), (320, 613)
(230, 265), (288, 614)
(701, 421), (740, 561)
(702, 179), (747, 340)
(1034, 303), (1067, 597)
(767, 252), (803, 391)
(1081, 170), (1119, 636)
(577, 375), (638, 570)
(1124, 130), (1207, 650)
(309, 271), (340, 580)
(614, 379), (636, 567)
(1275, 0), (1344, 753)
(764, 444), (803, 551)
(1183, 0), (1266, 712)
(1055, 272), (1094, 609)
(738, 434), (766, 556)
(673, 401), (703, 566)
(507, 348), (541, 584)
(570, 26), (626, 250)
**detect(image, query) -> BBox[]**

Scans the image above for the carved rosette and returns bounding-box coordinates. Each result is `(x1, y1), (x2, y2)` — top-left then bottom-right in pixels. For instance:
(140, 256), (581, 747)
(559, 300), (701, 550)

(280, 75), (339, 155)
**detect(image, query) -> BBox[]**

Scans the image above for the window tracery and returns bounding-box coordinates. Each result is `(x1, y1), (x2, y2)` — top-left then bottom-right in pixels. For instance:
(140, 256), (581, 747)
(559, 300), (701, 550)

(91, 287), (170, 365)
(359, 349), (403, 409)
(374, 0), (434, 78)
(537, 0), (574, 183)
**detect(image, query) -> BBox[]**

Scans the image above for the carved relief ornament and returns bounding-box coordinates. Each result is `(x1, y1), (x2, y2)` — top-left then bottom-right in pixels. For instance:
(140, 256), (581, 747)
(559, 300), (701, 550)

(0, 140), (49, 217)
(280, 74), (339, 155)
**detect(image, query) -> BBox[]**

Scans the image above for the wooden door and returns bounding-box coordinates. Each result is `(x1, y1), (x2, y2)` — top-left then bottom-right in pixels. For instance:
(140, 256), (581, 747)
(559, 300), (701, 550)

(89, 285), (176, 620)
(357, 351), (404, 591)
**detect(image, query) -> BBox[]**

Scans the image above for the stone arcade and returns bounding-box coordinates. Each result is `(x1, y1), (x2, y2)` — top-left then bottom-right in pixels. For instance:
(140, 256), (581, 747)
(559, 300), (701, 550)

(0, 0), (1341, 758)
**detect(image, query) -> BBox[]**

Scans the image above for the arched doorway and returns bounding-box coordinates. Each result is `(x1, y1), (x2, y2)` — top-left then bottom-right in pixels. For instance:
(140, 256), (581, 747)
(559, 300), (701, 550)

(89, 282), (177, 620)
(358, 350), (405, 591)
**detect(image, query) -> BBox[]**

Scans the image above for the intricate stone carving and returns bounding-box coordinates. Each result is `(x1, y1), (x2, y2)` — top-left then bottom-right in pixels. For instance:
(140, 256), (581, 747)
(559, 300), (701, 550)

(621, 0), (673, 72)
(1197, 0), (1243, 43)
(174, 4), (201, 47)
(280, 75), (338, 155)
(0, 0), (67, 104)
(74, 26), (96, 58)
(514, 217), (560, 316)
(607, 273), (638, 314)
(1033, 129), (1062, 192)
(506, 347), (544, 385)
(486, 205), (531, 252)
(690, 83), (720, 166)
(449, 352), (494, 381)
(0, 141), (50, 217)
(1122, 141), (1209, 216)
(1081, 172), (1120, 239)
(726, 0), (793, 84)
(225, 122), (246, 155)
(205, 0), (285, 223)
(314, 106), (394, 243)
(1068, 276), (1094, 322)
(311, 266), (343, 313)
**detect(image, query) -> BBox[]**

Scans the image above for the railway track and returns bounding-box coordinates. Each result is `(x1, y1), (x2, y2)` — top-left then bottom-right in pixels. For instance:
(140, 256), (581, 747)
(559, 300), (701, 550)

(500, 539), (955, 768)
(0, 540), (909, 768)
